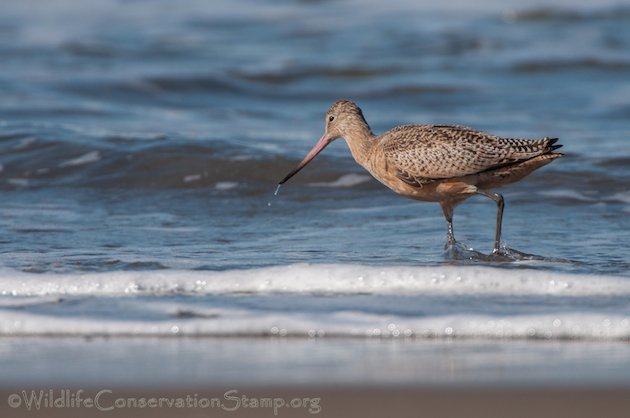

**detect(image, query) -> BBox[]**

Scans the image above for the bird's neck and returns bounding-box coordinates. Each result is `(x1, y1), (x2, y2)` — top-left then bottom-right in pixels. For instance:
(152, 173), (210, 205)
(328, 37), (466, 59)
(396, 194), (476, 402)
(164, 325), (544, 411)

(343, 124), (375, 167)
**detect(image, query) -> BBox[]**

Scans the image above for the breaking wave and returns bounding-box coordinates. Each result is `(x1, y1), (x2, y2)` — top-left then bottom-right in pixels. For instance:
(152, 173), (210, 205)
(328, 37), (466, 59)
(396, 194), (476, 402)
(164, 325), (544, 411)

(0, 264), (629, 340)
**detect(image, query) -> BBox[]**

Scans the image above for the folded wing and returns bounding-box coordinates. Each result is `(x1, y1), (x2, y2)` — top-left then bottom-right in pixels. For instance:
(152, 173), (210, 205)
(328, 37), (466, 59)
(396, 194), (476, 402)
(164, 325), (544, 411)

(381, 125), (561, 186)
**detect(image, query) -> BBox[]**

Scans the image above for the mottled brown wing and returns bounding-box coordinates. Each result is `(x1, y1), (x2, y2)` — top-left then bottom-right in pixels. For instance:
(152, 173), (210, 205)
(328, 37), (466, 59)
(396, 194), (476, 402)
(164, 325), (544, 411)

(382, 124), (558, 182)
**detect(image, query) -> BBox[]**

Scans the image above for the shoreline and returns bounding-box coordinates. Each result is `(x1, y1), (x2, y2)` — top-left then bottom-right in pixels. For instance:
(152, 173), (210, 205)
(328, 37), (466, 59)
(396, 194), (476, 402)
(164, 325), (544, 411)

(2, 336), (630, 386)
(2, 336), (630, 417)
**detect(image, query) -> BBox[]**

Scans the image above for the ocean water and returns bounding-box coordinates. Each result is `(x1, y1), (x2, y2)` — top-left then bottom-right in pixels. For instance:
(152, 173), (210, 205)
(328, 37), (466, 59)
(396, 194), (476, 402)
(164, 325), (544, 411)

(1, 0), (630, 349)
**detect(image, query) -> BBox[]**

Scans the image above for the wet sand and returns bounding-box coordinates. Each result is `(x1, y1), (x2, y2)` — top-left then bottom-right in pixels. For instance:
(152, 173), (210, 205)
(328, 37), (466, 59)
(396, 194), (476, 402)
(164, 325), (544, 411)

(2, 387), (630, 418)
(2, 338), (630, 417)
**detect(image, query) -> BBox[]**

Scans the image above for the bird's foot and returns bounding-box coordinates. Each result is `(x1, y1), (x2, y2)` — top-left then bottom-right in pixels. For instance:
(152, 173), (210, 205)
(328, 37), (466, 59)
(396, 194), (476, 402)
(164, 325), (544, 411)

(444, 241), (487, 260)
(445, 241), (576, 264)
(445, 240), (547, 262)
(444, 240), (465, 252)
(490, 242), (546, 261)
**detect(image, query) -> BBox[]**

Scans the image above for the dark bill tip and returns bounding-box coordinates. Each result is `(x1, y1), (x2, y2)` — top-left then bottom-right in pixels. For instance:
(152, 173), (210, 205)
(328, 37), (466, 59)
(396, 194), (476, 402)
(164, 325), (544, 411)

(277, 134), (331, 185)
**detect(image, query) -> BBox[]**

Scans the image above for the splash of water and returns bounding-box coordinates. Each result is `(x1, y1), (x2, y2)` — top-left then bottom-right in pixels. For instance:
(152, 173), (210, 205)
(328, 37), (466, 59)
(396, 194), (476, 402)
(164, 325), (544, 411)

(267, 184), (282, 207)
(443, 241), (579, 265)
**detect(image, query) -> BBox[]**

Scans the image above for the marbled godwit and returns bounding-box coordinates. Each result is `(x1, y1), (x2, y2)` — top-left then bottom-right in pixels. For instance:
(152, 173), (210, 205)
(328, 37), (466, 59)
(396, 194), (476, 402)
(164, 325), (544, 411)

(279, 100), (563, 254)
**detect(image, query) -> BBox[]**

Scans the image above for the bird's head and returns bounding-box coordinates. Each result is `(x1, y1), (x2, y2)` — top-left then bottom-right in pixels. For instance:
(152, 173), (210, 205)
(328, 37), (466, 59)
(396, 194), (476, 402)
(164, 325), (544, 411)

(279, 100), (367, 184)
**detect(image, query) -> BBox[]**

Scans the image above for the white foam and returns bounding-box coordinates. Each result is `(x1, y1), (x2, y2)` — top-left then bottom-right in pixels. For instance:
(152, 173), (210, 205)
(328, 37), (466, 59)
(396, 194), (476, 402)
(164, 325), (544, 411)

(230, 155), (254, 161)
(0, 302), (628, 340)
(0, 265), (628, 339)
(183, 174), (202, 183)
(611, 191), (630, 204)
(215, 182), (238, 190)
(309, 174), (371, 188)
(12, 137), (36, 150)
(59, 151), (101, 167)
(7, 178), (29, 187)
(0, 264), (628, 297)
(538, 189), (596, 202)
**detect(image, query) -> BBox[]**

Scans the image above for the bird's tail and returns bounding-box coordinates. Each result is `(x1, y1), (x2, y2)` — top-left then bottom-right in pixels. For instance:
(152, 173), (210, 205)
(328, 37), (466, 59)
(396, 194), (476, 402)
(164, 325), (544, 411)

(544, 137), (564, 153)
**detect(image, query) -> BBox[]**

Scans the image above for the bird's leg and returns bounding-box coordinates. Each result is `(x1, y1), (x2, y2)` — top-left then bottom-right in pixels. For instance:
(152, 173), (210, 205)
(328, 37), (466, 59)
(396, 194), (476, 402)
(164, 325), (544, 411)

(440, 202), (456, 246)
(476, 190), (504, 253)
(447, 221), (455, 245)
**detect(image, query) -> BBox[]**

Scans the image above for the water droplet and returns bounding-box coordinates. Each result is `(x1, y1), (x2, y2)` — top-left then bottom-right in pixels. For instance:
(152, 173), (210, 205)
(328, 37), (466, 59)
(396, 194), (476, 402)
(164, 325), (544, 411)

(267, 185), (283, 207)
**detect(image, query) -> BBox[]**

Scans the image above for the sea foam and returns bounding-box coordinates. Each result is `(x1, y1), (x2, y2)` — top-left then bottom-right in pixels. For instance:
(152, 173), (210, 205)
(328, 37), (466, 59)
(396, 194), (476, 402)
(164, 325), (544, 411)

(0, 264), (628, 297)
(1, 265), (629, 339)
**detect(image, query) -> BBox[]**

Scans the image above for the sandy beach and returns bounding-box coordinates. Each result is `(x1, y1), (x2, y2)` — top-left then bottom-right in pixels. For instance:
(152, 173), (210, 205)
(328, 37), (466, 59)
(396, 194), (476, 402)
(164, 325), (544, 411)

(2, 387), (630, 418)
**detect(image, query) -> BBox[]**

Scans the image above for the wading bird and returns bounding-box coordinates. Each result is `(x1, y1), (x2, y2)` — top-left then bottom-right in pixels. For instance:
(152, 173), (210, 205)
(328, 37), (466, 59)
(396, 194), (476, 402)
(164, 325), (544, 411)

(279, 100), (563, 254)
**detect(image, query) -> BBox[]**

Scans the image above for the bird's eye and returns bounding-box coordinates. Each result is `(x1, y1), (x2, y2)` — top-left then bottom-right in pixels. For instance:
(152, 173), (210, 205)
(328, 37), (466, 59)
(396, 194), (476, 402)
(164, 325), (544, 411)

(328, 115), (335, 122)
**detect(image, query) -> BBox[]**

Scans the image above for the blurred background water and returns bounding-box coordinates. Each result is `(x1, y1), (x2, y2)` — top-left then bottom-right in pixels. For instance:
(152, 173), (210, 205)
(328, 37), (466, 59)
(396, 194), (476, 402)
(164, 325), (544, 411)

(0, 0), (629, 343)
